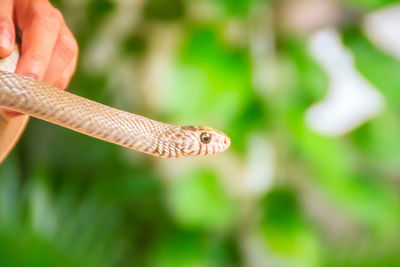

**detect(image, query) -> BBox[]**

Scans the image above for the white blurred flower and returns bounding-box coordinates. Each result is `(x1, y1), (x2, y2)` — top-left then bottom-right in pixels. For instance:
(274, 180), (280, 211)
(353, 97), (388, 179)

(306, 28), (384, 136)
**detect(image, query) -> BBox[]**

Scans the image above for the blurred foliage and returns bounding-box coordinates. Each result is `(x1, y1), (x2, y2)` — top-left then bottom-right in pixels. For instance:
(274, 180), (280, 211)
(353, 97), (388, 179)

(144, 0), (184, 21)
(1, 0), (400, 266)
(342, 0), (397, 10)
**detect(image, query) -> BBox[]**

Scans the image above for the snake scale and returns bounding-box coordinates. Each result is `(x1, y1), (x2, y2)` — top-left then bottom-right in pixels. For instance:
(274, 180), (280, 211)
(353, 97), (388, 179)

(0, 48), (230, 159)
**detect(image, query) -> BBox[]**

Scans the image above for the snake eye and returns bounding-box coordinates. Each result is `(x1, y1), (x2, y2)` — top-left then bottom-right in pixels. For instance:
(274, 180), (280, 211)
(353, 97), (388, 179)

(200, 132), (212, 144)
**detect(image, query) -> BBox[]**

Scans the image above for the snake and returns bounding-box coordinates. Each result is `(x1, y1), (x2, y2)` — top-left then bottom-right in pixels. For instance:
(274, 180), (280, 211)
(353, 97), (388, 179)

(0, 48), (230, 159)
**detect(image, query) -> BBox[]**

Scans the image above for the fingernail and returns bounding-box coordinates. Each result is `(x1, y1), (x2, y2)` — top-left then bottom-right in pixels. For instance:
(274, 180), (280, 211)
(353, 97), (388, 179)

(0, 31), (11, 51)
(22, 73), (38, 81)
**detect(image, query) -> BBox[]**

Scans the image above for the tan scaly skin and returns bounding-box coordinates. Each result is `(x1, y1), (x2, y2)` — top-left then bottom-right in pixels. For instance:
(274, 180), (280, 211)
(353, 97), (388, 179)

(0, 48), (29, 162)
(0, 49), (230, 159)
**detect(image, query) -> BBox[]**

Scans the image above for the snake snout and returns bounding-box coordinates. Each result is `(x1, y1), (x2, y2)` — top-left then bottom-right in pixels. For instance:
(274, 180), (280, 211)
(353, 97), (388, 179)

(222, 134), (231, 149)
(214, 131), (230, 154)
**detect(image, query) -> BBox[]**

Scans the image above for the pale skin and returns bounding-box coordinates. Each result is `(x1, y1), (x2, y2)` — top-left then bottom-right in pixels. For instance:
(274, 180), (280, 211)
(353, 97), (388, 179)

(0, 0), (78, 116)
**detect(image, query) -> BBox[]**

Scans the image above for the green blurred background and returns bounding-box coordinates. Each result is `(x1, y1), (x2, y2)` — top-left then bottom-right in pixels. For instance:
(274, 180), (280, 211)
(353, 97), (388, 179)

(1, 0), (400, 266)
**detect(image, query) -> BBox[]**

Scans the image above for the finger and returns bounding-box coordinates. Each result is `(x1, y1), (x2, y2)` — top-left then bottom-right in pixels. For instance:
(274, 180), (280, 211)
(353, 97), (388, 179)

(43, 25), (78, 86)
(53, 52), (78, 90)
(3, 37), (77, 118)
(15, 3), (61, 81)
(0, 0), (15, 57)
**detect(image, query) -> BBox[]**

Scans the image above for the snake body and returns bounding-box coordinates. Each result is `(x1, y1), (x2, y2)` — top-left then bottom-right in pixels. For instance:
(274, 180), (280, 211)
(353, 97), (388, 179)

(0, 50), (230, 158)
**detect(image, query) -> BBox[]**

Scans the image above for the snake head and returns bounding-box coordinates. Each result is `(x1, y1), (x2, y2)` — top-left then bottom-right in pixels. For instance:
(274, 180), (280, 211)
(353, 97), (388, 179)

(179, 126), (231, 157)
(157, 125), (230, 157)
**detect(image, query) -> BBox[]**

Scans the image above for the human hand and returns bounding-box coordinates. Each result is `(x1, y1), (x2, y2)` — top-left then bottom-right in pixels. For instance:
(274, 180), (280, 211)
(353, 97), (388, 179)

(0, 0), (78, 90)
